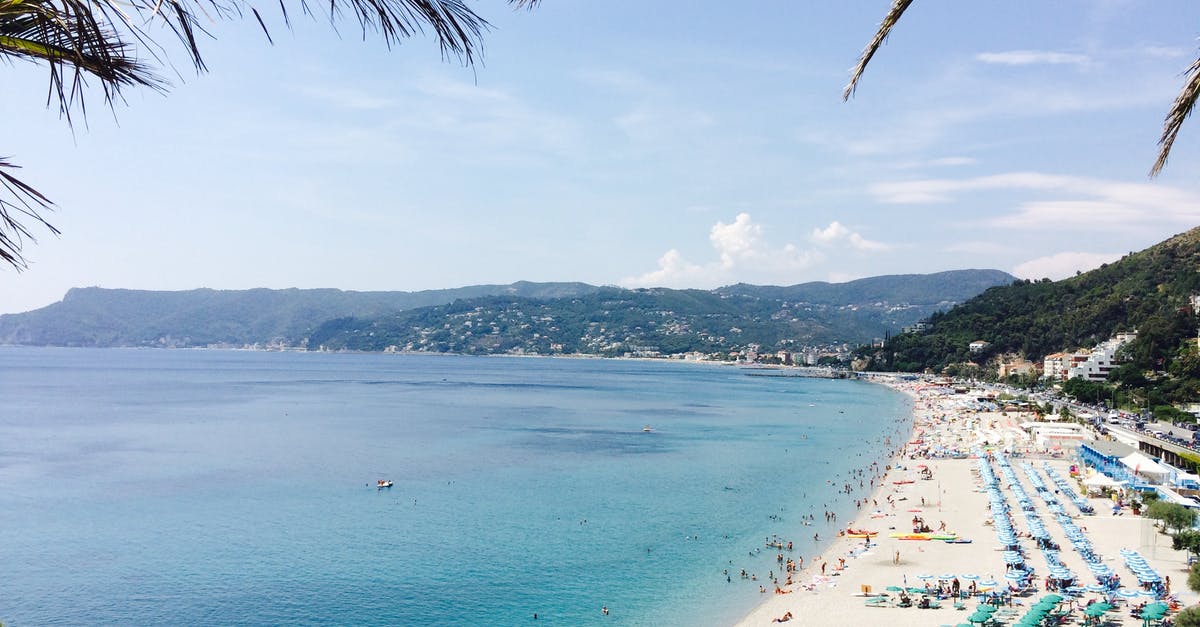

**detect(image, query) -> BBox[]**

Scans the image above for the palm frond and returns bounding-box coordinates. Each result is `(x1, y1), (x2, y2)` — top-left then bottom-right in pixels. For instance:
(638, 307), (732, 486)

(843, 0), (914, 101)
(0, 0), (539, 270)
(0, 157), (58, 270)
(1151, 55), (1200, 177)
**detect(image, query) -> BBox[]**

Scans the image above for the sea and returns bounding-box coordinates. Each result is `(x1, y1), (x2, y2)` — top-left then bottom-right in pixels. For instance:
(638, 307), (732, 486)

(0, 347), (911, 626)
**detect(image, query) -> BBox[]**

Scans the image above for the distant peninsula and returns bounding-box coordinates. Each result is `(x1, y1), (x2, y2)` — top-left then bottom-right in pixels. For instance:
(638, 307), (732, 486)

(0, 270), (1015, 358)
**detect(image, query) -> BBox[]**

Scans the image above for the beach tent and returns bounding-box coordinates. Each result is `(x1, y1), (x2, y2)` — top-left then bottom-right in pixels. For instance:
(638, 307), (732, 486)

(1119, 453), (1170, 478)
(1083, 474), (1127, 489)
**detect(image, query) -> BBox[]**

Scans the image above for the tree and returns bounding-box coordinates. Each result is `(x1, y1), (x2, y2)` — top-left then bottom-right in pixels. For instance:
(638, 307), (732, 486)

(1146, 500), (1198, 534)
(844, 0), (1198, 177)
(0, 0), (537, 269)
(1173, 529), (1200, 558)
(1180, 605), (1200, 627)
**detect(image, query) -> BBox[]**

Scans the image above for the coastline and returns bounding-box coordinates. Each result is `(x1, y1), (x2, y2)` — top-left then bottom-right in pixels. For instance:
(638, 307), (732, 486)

(735, 377), (1196, 626)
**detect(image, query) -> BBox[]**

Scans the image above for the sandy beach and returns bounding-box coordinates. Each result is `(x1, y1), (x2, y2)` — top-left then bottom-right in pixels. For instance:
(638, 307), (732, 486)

(735, 378), (1195, 626)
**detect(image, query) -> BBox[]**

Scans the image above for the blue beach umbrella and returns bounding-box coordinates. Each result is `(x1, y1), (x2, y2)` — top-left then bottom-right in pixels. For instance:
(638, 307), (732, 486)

(1115, 589), (1140, 599)
(1084, 584), (1106, 592)
(917, 574), (934, 580)
(940, 573), (956, 580)
(960, 574), (980, 581)
(979, 580), (998, 587)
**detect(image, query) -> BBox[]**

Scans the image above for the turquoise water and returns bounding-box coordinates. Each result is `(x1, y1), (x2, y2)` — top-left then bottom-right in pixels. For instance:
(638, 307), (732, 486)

(0, 348), (910, 626)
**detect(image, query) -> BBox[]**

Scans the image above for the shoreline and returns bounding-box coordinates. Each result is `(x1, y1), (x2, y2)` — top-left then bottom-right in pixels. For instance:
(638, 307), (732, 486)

(735, 377), (1196, 626)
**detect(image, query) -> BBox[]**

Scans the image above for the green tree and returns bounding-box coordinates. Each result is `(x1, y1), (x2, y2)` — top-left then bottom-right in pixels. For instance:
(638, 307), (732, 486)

(1179, 606), (1200, 627)
(1173, 529), (1200, 558)
(0, 0), (537, 269)
(1146, 500), (1198, 534)
(844, 0), (1199, 177)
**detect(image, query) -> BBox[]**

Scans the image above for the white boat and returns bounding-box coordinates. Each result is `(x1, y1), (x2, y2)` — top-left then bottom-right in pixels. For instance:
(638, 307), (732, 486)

(376, 480), (393, 489)
(643, 425), (653, 432)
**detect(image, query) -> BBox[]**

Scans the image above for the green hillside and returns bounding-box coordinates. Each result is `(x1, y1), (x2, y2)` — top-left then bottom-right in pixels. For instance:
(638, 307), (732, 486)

(308, 270), (1014, 356)
(0, 283), (601, 347)
(0, 270), (1013, 351)
(867, 227), (1200, 406)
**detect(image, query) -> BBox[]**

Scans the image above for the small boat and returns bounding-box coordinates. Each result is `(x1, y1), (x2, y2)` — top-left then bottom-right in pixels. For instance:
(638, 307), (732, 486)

(643, 425), (653, 432)
(376, 480), (393, 489)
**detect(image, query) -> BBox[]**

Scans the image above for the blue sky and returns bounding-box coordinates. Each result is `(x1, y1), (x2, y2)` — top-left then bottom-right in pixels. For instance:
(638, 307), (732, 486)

(4, 0), (1200, 314)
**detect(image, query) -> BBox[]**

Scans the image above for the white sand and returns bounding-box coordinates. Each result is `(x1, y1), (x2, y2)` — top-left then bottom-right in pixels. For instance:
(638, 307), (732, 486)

(735, 380), (1195, 626)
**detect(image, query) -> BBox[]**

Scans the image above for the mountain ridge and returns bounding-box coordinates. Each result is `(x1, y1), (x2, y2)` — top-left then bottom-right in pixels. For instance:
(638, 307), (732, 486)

(0, 270), (1015, 351)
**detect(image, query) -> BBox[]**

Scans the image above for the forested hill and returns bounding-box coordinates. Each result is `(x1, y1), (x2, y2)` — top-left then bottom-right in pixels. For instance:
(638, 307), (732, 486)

(0, 282), (601, 347)
(0, 270), (1013, 351)
(307, 270), (1014, 355)
(869, 227), (1200, 374)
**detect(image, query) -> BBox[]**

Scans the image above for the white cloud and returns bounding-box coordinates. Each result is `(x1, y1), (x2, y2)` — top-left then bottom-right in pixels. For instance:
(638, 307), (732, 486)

(810, 221), (890, 252)
(1137, 45), (1188, 59)
(1011, 251), (1123, 281)
(976, 51), (1091, 67)
(870, 172), (1200, 230)
(621, 249), (709, 288)
(621, 213), (822, 288)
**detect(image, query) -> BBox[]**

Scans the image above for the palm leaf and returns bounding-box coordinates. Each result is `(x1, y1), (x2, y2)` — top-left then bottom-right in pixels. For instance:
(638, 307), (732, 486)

(0, 0), (537, 270)
(843, 0), (914, 101)
(1151, 55), (1200, 177)
(0, 158), (58, 270)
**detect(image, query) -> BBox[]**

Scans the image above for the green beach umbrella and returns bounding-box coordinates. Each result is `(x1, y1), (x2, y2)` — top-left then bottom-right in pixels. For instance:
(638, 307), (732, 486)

(967, 611), (992, 624)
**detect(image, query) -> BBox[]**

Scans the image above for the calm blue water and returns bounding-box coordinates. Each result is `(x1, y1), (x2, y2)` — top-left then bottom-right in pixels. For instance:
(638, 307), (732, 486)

(0, 348), (910, 626)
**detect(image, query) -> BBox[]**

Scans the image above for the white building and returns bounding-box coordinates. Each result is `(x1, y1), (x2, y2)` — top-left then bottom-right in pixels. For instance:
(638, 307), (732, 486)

(1067, 332), (1137, 382)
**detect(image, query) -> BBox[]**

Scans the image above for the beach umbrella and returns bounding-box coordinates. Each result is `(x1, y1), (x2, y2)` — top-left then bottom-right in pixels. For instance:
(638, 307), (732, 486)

(979, 579), (998, 587)
(966, 611), (992, 624)
(1115, 589), (1141, 599)
(940, 573), (956, 580)
(1042, 594), (1063, 603)
(1084, 584), (1107, 593)
(917, 574), (934, 580)
(1084, 604), (1110, 617)
(1004, 571), (1025, 581)
(1137, 588), (1159, 597)
(960, 574), (980, 581)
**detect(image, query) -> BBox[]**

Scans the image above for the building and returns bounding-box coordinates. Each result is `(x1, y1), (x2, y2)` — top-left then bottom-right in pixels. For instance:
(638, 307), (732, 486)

(1078, 440), (1136, 483)
(1067, 332), (1136, 382)
(1042, 353), (1071, 381)
(968, 340), (990, 353)
(998, 358), (1036, 378)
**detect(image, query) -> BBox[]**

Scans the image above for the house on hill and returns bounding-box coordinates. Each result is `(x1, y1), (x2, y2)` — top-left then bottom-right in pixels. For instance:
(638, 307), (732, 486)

(998, 358), (1036, 378)
(968, 340), (990, 353)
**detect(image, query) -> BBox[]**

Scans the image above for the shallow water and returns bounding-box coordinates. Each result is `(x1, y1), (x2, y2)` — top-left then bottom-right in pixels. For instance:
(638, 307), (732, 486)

(0, 348), (909, 626)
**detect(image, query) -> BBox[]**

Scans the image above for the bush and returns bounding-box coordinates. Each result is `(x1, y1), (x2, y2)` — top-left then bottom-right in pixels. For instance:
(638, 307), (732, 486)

(1177, 605), (1200, 627)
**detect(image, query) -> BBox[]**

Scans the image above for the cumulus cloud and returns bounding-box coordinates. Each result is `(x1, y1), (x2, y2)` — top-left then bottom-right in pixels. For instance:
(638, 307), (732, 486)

(870, 172), (1200, 230)
(1011, 251), (1123, 281)
(622, 215), (895, 288)
(621, 213), (822, 288)
(811, 221), (890, 251)
(976, 50), (1091, 66)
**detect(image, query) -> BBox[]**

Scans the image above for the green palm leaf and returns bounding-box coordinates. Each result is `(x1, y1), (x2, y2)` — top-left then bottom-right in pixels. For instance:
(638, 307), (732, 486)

(0, 0), (538, 270)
